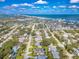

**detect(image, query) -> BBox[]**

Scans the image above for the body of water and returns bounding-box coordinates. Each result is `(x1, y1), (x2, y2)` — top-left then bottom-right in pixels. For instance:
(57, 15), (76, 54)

(27, 14), (79, 21)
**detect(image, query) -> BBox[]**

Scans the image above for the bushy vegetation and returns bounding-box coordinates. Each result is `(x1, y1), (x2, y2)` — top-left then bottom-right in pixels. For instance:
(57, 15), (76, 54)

(0, 37), (18, 59)
(16, 44), (26, 59)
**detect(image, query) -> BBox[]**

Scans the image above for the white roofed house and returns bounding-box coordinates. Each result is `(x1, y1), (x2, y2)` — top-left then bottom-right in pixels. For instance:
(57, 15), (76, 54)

(19, 36), (25, 43)
(63, 33), (69, 39)
(63, 33), (71, 44)
(48, 44), (60, 59)
(35, 35), (42, 42)
(73, 48), (79, 56)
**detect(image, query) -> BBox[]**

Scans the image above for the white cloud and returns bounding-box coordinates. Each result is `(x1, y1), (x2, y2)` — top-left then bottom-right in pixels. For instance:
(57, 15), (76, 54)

(69, 5), (79, 8)
(20, 3), (34, 7)
(11, 3), (34, 8)
(44, 6), (50, 8)
(12, 3), (34, 7)
(11, 4), (19, 7)
(34, 0), (48, 4)
(3, 6), (16, 9)
(52, 6), (57, 8)
(58, 5), (66, 8)
(3, 4), (19, 9)
(32, 6), (40, 8)
(4, 3), (34, 9)
(70, 0), (79, 3)
(0, 0), (5, 2)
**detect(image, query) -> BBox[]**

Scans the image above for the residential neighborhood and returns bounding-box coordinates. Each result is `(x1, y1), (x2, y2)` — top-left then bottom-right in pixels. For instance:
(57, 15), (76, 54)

(0, 16), (79, 59)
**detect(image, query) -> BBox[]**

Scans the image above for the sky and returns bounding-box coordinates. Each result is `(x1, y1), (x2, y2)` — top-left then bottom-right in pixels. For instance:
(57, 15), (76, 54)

(0, 0), (79, 14)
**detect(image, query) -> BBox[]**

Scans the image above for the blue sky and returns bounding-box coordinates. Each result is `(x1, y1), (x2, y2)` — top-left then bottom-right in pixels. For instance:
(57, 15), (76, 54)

(0, 0), (79, 14)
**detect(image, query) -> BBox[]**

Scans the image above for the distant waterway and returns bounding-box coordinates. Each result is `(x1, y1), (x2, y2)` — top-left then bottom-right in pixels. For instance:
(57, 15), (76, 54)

(26, 14), (79, 22)
(0, 14), (79, 22)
